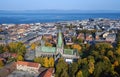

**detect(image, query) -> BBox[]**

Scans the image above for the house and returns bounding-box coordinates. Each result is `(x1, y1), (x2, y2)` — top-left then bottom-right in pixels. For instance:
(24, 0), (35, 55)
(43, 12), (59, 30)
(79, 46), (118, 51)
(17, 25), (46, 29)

(65, 36), (73, 45)
(43, 34), (53, 40)
(11, 53), (18, 58)
(40, 68), (54, 77)
(86, 34), (93, 41)
(77, 33), (84, 40)
(103, 32), (109, 38)
(0, 62), (16, 77)
(105, 34), (116, 43)
(16, 61), (41, 74)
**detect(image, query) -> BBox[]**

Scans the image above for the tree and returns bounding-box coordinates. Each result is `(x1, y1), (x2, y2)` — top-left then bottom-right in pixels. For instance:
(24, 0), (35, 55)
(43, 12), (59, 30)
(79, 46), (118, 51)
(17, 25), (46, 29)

(34, 57), (41, 63)
(93, 62), (104, 77)
(3, 45), (9, 52)
(0, 45), (4, 53)
(72, 44), (81, 53)
(64, 45), (71, 49)
(0, 60), (4, 68)
(93, 56), (112, 77)
(17, 55), (24, 61)
(113, 60), (119, 67)
(43, 57), (49, 67)
(77, 38), (83, 44)
(107, 50), (114, 58)
(116, 47), (120, 55)
(88, 56), (95, 74)
(77, 58), (82, 65)
(70, 62), (78, 77)
(34, 57), (44, 66)
(76, 70), (83, 77)
(95, 43), (113, 55)
(31, 43), (36, 50)
(49, 57), (54, 67)
(56, 58), (68, 77)
(72, 36), (77, 43)
(9, 42), (26, 56)
(95, 43), (113, 51)
(88, 62), (94, 74)
(60, 70), (69, 77)
(45, 42), (53, 47)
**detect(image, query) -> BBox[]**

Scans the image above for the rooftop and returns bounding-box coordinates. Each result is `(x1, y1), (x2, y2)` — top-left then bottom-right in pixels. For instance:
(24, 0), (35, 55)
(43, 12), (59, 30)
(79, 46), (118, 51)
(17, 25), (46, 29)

(40, 68), (54, 77)
(17, 61), (40, 68)
(64, 49), (74, 55)
(57, 31), (63, 48)
(40, 46), (56, 53)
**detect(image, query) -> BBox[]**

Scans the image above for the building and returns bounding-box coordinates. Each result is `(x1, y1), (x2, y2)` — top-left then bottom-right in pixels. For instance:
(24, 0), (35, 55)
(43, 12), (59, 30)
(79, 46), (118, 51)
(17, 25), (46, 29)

(105, 34), (116, 43)
(0, 62), (16, 77)
(35, 30), (79, 63)
(16, 61), (41, 74)
(40, 68), (54, 77)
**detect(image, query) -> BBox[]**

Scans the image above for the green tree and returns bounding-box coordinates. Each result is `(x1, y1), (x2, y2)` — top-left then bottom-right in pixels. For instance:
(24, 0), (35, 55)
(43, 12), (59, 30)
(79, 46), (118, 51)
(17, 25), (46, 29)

(107, 50), (114, 58)
(0, 45), (4, 53)
(95, 43), (113, 51)
(60, 70), (69, 77)
(9, 42), (26, 56)
(70, 62), (78, 77)
(56, 58), (68, 77)
(93, 62), (104, 77)
(88, 56), (95, 74)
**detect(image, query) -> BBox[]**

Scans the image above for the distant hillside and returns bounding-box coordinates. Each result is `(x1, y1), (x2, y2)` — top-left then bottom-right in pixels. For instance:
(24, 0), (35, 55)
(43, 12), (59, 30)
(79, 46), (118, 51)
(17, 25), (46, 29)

(0, 10), (120, 13)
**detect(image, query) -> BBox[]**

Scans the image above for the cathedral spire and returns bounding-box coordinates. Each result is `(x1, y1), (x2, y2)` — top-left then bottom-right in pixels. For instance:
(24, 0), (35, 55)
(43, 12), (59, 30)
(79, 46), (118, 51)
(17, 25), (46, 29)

(57, 30), (63, 48)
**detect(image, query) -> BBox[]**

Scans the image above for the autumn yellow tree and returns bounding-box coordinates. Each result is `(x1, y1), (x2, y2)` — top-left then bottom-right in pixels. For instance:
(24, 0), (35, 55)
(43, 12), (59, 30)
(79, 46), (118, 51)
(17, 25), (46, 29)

(9, 42), (17, 53)
(43, 57), (49, 67)
(49, 57), (54, 67)
(31, 43), (36, 50)
(0, 60), (4, 68)
(17, 55), (24, 61)
(116, 47), (120, 55)
(113, 60), (119, 67)
(3, 46), (9, 52)
(45, 42), (53, 47)
(72, 44), (81, 53)
(76, 70), (83, 77)
(34, 57), (40, 63)
(88, 56), (95, 74)
(88, 62), (95, 74)
(9, 42), (26, 55)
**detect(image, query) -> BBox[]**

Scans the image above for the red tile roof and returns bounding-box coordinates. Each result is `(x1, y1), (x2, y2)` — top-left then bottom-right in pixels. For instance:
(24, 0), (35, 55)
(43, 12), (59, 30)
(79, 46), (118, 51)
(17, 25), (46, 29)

(0, 58), (4, 61)
(42, 68), (54, 77)
(17, 61), (40, 68)
(11, 53), (17, 58)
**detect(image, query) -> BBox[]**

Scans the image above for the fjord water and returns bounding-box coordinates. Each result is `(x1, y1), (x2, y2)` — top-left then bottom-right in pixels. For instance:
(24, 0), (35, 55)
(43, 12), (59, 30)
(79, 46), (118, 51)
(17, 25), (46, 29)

(0, 12), (120, 24)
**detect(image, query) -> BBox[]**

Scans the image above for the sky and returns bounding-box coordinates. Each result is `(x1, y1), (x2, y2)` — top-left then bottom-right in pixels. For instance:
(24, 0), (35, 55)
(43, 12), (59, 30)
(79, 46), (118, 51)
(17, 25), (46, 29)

(0, 0), (120, 10)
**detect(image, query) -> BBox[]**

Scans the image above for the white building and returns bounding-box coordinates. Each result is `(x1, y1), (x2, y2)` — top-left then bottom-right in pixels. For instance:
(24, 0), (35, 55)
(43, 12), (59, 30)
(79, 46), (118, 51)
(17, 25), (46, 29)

(16, 61), (41, 74)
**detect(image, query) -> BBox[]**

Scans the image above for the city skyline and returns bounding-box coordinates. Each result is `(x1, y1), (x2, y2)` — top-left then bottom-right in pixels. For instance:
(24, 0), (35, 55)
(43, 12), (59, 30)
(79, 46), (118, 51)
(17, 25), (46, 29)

(0, 0), (120, 10)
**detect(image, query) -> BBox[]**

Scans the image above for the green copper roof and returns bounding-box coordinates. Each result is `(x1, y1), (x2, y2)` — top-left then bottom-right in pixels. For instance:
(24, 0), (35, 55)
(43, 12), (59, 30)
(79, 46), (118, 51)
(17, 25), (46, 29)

(57, 31), (63, 48)
(40, 46), (56, 53)
(64, 49), (74, 55)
